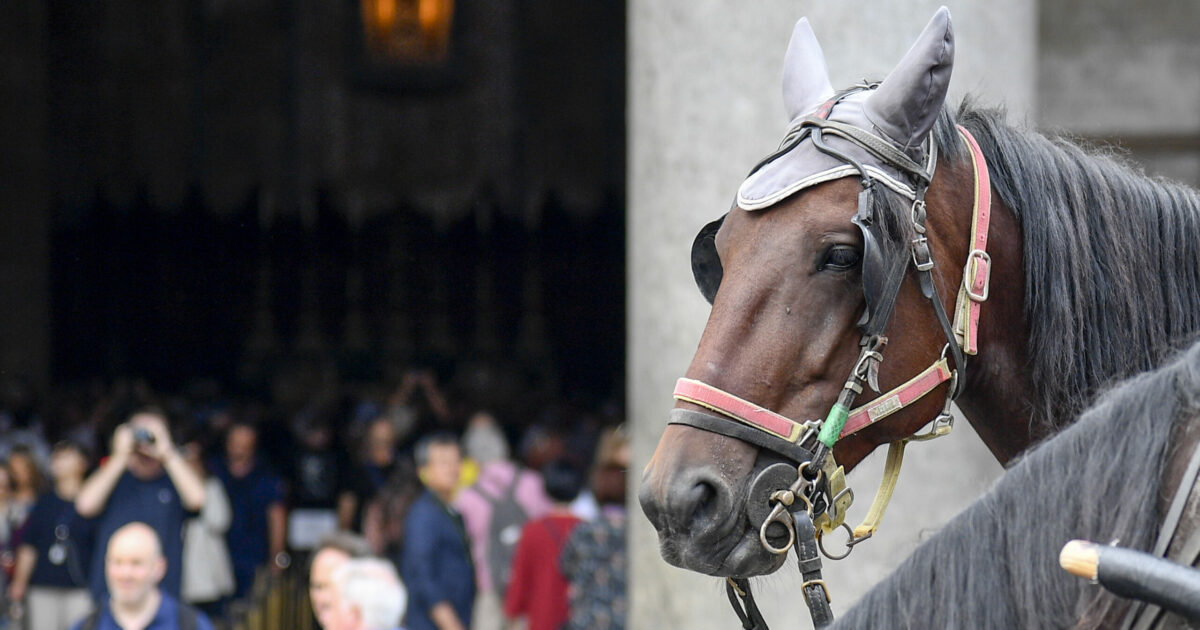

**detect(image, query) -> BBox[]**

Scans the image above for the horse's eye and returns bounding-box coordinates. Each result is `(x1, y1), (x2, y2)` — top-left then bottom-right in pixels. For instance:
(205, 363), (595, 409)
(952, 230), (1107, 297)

(820, 245), (862, 271)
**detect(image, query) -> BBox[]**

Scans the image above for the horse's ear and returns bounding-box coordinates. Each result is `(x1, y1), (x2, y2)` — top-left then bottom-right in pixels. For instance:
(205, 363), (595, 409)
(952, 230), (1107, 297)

(782, 17), (834, 123)
(864, 6), (954, 149)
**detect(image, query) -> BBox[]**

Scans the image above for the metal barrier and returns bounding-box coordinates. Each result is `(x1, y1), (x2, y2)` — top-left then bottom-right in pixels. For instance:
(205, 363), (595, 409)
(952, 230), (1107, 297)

(226, 565), (315, 630)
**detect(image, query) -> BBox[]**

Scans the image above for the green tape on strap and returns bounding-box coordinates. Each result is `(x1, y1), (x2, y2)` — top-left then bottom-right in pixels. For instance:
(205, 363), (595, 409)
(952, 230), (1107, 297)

(819, 404), (850, 448)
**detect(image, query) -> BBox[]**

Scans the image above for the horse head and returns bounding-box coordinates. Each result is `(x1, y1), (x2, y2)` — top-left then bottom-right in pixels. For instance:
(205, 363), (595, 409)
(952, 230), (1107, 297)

(639, 7), (1020, 579)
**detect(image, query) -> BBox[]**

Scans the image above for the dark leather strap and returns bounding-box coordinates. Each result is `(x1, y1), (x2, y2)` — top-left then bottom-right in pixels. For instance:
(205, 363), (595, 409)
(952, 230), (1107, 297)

(726, 578), (769, 630)
(668, 407), (817, 465)
(802, 116), (930, 182)
(917, 266), (968, 397)
(794, 511), (834, 628)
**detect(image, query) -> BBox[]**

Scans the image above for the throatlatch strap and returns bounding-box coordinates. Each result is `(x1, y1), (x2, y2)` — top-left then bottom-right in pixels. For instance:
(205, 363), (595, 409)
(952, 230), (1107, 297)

(851, 441), (906, 539)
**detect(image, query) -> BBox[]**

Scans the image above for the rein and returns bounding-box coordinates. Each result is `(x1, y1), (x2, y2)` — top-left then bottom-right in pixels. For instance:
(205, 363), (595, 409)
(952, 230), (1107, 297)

(671, 109), (992, 627)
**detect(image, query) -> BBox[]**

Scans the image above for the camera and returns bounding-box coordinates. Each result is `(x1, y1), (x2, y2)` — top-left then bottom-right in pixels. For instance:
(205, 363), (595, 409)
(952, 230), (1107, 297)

(133, 427), (156, 445)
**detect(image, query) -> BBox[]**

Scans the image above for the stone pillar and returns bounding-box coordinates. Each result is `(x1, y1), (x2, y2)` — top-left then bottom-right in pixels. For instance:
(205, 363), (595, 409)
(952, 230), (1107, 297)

(628, 2), (1036, 628)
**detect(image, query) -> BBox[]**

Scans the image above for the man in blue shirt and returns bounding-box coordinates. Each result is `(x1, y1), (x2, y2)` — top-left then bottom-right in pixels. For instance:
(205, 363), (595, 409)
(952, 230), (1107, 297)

(71, 522), (212, 630)
(76, 410), (207, 601)
(210, 420), (288, 599)
(400, 433), (474, 630)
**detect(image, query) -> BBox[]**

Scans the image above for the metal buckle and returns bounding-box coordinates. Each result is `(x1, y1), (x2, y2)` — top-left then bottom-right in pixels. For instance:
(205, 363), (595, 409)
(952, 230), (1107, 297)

(851, 336), (886, 380)
(910, 198), (928, 229)
(825, 486), (854, 525)
(911, 235), (934, 271)
(801, 578), (833, 604)
(963, 249), (991, 301)
(906, 411), (955, 442)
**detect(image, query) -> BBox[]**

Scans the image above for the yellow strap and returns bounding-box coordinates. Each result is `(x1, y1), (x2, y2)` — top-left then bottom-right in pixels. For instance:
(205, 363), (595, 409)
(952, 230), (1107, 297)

(851, 441), (906, 539)
(847, 414), (955, 540)
(814, 457), (853, 535)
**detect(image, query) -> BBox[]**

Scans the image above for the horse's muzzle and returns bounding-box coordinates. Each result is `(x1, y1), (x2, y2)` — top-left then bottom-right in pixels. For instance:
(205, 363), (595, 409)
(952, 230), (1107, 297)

(639, 424), (790, 576)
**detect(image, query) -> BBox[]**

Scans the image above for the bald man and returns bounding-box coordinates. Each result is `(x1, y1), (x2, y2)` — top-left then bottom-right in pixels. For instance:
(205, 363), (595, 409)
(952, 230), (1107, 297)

(71, 522), (213, 630)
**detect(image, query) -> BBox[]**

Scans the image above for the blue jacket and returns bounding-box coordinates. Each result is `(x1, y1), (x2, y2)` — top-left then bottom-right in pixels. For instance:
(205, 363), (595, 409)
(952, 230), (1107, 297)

(70, 591), (213, 630)
(400, 490), (476, 630)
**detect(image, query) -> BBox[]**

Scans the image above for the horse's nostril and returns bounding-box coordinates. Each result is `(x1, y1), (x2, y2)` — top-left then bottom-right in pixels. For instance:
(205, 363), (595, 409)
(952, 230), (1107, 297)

(639, 469), (734, 539)
(672, 475), (732, 535)
(688, 480), (716, 518)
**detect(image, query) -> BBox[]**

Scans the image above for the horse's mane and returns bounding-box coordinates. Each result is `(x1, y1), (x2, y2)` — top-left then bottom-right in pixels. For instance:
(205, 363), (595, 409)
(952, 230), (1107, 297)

(932, 102), (1200, 430)
(829, 339), (1200, 629)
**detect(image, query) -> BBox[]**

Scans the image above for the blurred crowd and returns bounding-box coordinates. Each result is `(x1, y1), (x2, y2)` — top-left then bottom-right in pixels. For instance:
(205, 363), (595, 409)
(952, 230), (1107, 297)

(0, 370), (627, 630)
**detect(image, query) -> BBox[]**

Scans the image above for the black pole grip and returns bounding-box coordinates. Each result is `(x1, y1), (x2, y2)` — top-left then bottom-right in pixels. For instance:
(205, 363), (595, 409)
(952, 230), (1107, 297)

(1096, 545), (1200, 622)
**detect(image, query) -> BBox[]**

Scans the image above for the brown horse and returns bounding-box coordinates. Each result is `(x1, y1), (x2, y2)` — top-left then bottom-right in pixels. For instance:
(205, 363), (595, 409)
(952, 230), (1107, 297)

(639, 5), (1200, 588)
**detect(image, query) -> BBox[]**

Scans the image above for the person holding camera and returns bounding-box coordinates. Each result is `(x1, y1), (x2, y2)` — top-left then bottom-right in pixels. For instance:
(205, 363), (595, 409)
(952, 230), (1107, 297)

(76, 409), (206, 603)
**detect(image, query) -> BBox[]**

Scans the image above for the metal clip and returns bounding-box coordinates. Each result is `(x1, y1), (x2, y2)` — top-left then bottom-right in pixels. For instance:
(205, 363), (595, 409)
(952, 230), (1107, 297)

(797, 460), (823, 488)
(755, 461), (821, 555)
(759, 504), (797, 555)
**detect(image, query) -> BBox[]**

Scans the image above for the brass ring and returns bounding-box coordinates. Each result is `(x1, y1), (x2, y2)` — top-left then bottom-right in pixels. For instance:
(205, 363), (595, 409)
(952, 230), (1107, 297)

(816, 522), (856, 561)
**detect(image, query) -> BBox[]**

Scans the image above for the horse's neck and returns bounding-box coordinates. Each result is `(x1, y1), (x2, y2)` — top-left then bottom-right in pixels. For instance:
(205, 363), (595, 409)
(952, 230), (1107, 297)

(953, 195), (1042, 465)
(926, 186), (1032, 460)
(957, 386), (1042, 465)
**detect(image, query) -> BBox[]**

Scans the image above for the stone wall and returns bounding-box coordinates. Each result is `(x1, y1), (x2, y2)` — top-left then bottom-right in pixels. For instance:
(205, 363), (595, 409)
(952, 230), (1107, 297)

(1039, 0), (1200, 185)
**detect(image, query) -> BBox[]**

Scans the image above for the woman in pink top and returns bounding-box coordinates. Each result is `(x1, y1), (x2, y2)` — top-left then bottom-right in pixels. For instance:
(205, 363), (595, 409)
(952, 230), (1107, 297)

(452, 413), (551, 630)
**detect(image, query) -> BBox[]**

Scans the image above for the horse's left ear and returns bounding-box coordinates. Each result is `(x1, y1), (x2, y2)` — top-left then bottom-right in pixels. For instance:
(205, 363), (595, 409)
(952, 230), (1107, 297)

(864, 6), (954, 150)
(782, 17), (834, 124)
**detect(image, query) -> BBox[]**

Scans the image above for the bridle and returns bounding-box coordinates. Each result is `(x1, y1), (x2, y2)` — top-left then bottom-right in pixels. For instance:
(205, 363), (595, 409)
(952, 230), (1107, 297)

(670, 86), (993, 629)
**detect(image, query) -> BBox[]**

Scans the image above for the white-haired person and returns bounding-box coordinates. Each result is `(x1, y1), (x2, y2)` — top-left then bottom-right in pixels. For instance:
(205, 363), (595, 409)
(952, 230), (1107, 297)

(322, 557), (407, 630)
